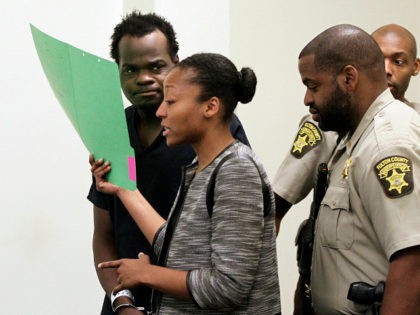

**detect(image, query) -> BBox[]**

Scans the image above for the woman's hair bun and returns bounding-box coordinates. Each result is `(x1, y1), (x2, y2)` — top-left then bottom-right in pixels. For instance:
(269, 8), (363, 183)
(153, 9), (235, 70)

(237, 67), (257, 104)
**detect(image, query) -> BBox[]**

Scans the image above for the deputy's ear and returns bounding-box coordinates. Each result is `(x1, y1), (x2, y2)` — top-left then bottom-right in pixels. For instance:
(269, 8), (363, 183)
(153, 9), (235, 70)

(413, 57), (420, 76)
(339, 65), (358, 92)
(204, 97), (221, 118)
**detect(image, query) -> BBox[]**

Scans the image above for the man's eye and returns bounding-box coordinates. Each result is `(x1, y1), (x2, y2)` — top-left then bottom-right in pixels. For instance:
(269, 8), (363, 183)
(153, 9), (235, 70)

(123, 67), (136, 75)
(152, 64), (164, 71)
(394, 59), (406, 66)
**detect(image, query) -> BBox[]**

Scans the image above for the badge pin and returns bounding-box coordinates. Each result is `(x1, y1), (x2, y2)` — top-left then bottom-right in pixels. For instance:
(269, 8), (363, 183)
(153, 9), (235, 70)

(342, 157), (352, 178)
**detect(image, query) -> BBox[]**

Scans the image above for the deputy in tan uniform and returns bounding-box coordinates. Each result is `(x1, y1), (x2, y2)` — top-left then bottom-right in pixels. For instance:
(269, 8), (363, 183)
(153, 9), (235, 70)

(297, 24), (420, 314)
(272, 24), (420, 232)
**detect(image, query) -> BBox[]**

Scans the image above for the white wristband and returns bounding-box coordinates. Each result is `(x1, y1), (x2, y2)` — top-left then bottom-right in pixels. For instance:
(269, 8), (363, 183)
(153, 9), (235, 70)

(113, 303), (145, 313)
(111, 289), (135, 312)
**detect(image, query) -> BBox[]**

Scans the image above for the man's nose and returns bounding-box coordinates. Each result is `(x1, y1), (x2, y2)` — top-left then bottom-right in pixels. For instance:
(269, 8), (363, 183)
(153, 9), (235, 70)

(304, 90), (314, 106)
(384, 59), (392, 76)
(136, 70), (154, 85)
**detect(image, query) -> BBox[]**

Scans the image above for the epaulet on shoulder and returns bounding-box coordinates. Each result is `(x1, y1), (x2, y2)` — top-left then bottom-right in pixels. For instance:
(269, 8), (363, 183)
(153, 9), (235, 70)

(373, 103), (419, 150)
(375, 102), (416, 129)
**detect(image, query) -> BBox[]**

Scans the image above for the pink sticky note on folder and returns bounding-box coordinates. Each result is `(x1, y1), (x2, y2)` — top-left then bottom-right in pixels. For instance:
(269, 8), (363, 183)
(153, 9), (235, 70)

(128, 156), (136, 181)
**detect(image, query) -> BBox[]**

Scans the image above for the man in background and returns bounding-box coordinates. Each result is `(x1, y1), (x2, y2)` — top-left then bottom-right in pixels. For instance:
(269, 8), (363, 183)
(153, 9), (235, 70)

(372, 24), (420, 110)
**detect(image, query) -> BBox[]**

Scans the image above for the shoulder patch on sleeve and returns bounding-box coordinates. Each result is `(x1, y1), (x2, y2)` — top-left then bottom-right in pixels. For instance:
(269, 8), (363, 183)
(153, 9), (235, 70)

(291, 121), (323, 158)
(374, 155), (414, 198)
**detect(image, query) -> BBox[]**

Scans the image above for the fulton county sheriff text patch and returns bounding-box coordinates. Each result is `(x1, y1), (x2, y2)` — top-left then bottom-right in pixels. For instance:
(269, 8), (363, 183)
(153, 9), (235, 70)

(374, 155), (414, 198)
(291, 121), (323, 158)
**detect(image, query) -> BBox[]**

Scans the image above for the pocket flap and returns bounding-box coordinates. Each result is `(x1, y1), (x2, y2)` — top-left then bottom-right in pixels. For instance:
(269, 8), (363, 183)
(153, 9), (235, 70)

(321, 185), (349, 211)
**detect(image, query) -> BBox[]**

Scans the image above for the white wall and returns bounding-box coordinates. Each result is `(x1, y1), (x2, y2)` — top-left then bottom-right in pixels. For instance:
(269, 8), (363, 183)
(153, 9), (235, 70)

(0, 1), (122, 314)
(2, 0), (419, 314)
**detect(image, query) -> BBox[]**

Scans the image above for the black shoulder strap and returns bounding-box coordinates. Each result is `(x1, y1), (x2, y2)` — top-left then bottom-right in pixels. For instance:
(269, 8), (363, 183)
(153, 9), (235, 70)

(206, 151), (271, 218)
(151, 167), (188, 313)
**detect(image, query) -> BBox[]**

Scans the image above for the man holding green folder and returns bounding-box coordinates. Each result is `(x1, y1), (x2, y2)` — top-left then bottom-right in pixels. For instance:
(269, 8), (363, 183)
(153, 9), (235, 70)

(87, 11), (249, 314)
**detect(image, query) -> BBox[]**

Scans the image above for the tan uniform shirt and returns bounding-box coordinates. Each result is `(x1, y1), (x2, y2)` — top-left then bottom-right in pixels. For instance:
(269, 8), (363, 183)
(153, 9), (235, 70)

(272, 94), (419, 204)
(311, 89), (420, 314)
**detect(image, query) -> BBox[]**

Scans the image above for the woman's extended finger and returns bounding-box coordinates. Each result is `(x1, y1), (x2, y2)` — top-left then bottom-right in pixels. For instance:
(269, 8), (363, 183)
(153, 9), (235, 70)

(98, 259), (121, 269)
(137, 252), (151, 264)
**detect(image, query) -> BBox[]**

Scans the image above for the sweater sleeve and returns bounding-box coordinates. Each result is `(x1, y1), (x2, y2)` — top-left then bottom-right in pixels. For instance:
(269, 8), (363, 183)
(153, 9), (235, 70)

(187, 157), (265, 310)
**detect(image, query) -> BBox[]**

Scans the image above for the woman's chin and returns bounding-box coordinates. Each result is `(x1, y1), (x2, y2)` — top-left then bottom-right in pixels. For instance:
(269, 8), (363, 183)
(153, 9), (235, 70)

(165, 137), (181, 147)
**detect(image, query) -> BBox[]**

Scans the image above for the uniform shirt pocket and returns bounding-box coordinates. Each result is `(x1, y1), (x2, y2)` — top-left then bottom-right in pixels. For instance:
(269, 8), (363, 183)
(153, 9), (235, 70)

(317, 185), (354, 249)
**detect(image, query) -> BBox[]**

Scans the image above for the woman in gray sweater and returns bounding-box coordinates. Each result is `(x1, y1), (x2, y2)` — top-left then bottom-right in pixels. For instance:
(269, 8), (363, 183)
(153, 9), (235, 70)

(92, 53), (281, 315)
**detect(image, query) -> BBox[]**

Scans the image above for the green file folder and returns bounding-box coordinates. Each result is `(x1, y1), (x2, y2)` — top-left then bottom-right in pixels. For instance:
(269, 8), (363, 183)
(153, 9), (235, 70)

(31, 24), (136, 190)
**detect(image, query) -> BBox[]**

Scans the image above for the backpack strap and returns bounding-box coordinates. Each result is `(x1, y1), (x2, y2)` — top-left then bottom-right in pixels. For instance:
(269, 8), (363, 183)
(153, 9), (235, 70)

(206, 151), (271, 218)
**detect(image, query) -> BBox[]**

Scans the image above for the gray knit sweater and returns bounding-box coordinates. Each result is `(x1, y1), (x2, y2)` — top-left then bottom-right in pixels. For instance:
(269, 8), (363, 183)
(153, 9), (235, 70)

(152, 141), (281, 314)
